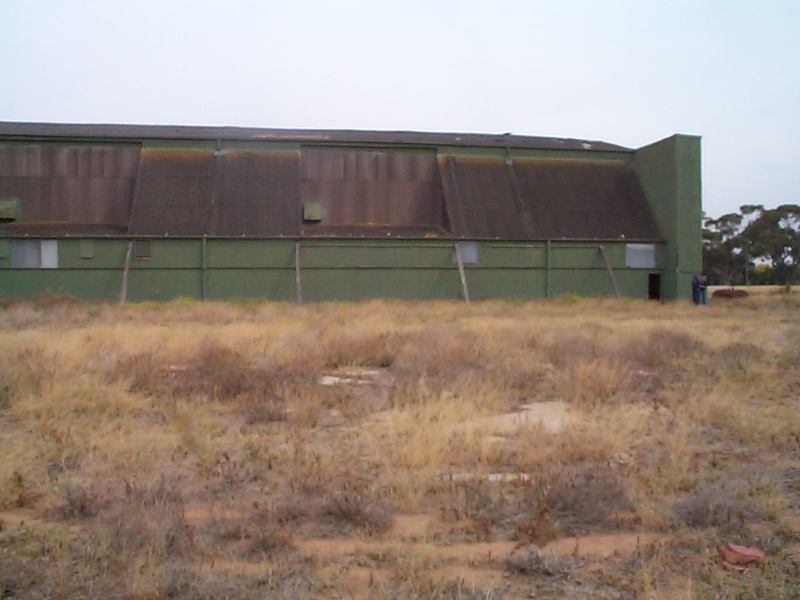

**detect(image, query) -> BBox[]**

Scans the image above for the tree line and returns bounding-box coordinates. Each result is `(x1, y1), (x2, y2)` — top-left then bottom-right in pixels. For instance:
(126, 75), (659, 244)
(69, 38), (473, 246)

(702, 204), (800, 286)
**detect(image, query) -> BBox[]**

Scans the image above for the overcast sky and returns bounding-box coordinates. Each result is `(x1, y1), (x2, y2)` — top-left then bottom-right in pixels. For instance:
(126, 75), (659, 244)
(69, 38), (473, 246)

(1, 0), (798, 218)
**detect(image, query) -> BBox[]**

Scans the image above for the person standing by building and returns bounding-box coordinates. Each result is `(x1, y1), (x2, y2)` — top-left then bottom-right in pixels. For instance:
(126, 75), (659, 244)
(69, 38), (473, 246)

(692, 275), (701, 305)
(699, 275), (709, 305)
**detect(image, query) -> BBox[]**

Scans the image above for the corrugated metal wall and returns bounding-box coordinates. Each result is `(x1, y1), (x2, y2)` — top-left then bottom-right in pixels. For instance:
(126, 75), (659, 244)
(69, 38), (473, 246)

(440, 156), (529, 238)
(440, 157), (659, 240)
(129, 150), (301, 236)
(0, 142), (139, 233)
(129, 150), (214, 235)
(513, 160), (660, 240)
(2, 139), (662, 242)
(209, 151), (299, 236)
(0, 237), (667, 302)
(299, 147), (445, 234)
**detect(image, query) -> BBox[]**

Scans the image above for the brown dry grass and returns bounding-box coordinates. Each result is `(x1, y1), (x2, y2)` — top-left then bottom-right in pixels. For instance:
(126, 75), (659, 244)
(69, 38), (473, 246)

(0, 295), (799, 599)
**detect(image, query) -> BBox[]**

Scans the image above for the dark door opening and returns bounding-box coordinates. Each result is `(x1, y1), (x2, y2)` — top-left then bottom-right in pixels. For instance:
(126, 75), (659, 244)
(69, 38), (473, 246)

(648, 273), (661, 300)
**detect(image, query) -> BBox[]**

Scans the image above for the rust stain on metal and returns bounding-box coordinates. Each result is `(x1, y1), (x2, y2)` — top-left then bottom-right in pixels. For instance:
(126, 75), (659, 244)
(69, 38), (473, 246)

(1, 124), (660, 240)
(514, 159), (659, 239)
(0, 142), (138, 234)
(299, 148), (445, 235)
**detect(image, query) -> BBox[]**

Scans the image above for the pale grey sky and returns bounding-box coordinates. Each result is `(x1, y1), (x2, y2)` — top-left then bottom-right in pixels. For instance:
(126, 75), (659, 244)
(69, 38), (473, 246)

(1, 0), (798, 218)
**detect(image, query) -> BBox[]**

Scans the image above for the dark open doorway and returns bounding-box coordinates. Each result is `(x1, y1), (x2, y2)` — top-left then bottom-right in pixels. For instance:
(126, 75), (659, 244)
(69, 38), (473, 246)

(648, 273), (661, 300)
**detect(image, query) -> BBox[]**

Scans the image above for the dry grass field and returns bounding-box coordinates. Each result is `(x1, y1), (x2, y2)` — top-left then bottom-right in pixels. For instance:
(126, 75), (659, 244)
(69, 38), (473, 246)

(0, 294), (798, 599)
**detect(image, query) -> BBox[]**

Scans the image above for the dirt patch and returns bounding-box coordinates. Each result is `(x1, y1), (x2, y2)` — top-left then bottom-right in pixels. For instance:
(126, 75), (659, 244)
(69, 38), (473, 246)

(541, 532), (666, 558)
(207, 559), (272, 577)
(390, 513), (439, 539)
(295, 538), (395, 559)
(481, 400), (574, 435)
(295, 533), (663, 564)
(316, 564), (393, 597)
(184, 504), (246, 523)
(319, 367), (391, 387)
(0, 508), (42, 529)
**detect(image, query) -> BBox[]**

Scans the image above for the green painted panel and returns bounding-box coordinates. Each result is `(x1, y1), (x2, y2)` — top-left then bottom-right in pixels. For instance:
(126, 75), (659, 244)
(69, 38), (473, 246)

(549, 269), (620, 298)
(206, 270), (295, 301)
(634, 134), (701, 299)
(0, 270), (123, 300)
(79, 239), (95, 259)
(0, 238), (672, 302)
(549, 268), (658, 299)
(58, 240), (129, 269)
(207, 239), (295, 269)
(131, 240), (200, 269)
(655, 244), (668, 270)
(303, 269), (462, 302)
(0, 238), (8, 260)
(467, 269), (547, 299)
(612, 270), (657, 299)
(301, 244), (453, 269)
(126, 270), (202, 301)
(675, 135), (703, 285)
(478, 244), (547, 268)
(601, 244), (626, 268)
(549, 246), (606, 269)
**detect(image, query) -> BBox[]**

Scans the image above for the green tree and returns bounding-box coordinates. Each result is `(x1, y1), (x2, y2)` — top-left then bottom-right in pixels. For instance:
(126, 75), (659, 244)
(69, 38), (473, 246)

(740, 204), (800, 285)
(702, 212), (746, 285)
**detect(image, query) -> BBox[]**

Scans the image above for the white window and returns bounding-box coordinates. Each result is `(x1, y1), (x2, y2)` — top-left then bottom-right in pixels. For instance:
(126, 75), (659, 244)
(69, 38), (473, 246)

(40, 240), (59, 268)
(10, 240), (59, 269)
(625, 244), (656, 269)
(452, 241), (478, 265)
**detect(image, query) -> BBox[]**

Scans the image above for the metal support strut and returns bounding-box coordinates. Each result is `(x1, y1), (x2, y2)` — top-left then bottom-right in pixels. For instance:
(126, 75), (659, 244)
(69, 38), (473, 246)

(295, 241), (303, 305)
(120, 241), (133, 304)
(453, 242), (470, 304)
(598, 244), (621, 300)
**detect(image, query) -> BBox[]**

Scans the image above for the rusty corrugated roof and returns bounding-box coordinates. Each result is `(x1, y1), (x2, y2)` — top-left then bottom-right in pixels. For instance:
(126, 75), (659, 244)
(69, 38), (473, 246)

(128, 150), (214, 235)
(208, 152), (300, 237)
(441, 156), (530, 238)
(0, 141), (138, 234)
(1, 124), (662, 240)
(439, 157), (660, 239)
(299, 148), (445, 235)
(513, 159), (659, 239)
(0, 122), (630, 152)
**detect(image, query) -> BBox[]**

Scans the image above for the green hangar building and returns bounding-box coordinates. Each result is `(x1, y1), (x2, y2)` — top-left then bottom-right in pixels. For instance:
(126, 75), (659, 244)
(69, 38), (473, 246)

(0, 122), (701, 303)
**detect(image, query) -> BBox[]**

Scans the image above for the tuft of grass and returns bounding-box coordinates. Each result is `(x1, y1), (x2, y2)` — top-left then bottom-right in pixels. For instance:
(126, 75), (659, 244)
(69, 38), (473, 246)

(555, 357), (632, 407)
(52, 479), (110, 520)
(319, 486), (394, 535)
(504, 548), (578, 577)
(673, 478), (762, 535)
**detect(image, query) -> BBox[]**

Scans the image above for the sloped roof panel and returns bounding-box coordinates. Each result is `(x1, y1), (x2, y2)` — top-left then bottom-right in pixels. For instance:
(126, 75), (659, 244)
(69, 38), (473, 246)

(1, 126), (662, 241)
(299, 147), (445, 235)
(129, 150), (214, 235)
(0, 141), (138, 234)
(441, 156), (531, 239)
(208, 151), (300, 236)
(513, 160), (660, 239)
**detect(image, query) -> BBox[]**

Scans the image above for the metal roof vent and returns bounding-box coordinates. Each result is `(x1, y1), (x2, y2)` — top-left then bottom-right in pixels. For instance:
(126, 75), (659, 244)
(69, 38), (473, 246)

(303, 202), (323, 223)
(0, 199), (19, 221)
